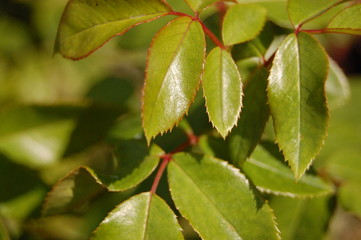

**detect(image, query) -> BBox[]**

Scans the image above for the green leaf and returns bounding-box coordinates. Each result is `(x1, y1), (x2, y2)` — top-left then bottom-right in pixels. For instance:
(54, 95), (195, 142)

(168, 153), (279, 240)
(268, 32), (329, 179)
(326, 3), (361, 35)
(229, 68), (269, 165)
(287, 0), (341, 27)
(326, 57), (350, 109)
(0, 105), (82, 167)
(184, 0), (223, 12)
(42, 167), (105, 216)
(55, 0), (171, 59)
(143, 17), (205, 143)
(91, 192), (184, 240)
(338, 182), (361, 218)
(270, 196), (332, 240)
(243, 144), (334, 197)
(203, 47), (243, 138)
(91, 141), (163, 191)
(222, 4), (267, 46)
(237, 0), (290, 28)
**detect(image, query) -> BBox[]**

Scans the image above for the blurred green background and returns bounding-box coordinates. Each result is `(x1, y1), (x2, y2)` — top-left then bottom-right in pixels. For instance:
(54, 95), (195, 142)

(0, 0), (360, 239)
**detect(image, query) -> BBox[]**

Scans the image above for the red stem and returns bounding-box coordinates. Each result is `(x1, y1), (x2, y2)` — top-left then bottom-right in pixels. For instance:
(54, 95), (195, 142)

(168, 11), (226, 49)
(150, 133), (199, 194)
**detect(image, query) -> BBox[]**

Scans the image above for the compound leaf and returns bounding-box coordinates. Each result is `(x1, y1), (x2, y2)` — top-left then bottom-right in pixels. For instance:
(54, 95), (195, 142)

(229, 67), (269, 165)
(55, 0), (171, 59)
(143, 17), (205, 143)
(92, 192), (184, 240)
(168, 153), (279, 240)
(287, 0), (341, 27)
(268, 32), (328, 179)
(222, 4), (267, 46)
(326, 3), (361, 35)
(243, 144), (334, 197)
(203, 47), (243, 138)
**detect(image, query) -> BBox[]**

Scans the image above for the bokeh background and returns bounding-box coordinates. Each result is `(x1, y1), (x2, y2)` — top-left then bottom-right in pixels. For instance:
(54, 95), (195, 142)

(0, 0), (360, 239)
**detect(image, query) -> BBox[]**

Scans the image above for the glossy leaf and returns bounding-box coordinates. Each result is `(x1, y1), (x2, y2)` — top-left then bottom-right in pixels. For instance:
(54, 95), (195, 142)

(42, 167), (105, 216)
(268, 32), (329, 179)
(287, 0), (341, 27)
(203, 47), (243, 138)
(229, 68), (269, 165)
(91, 141), (163, 191)
(222, 4), (267, 46)
(326, 4), (361, 35)
(143, 17), (205, 143)
(168, 153), (279, 240)
(92, 192), (184, 240)
(270, 196), (332, 240)
(55, 0), (171, 59)
(243, 144), (334, 197)
(326, 57), (350, 109)
(184, 0), (222, 12)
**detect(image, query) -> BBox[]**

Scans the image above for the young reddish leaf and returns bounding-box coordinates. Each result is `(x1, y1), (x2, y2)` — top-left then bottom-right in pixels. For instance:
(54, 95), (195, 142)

(243, 144), (334, 197)
(92, 192), (184, 240)
(326, 3), (361, 35)
(168, 153), (279, 240)
(268, 32), (329, 179)
(222, 4), (267, 46)
(287, 0), (341, 27)
(229, 68), (269, 165)
(203, 47), (243, 138)
(55, 0), (171, 59)
(142, 17), (205, 143)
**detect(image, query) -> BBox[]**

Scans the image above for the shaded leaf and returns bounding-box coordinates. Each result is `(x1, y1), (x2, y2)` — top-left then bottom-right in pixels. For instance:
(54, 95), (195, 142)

(168, 153), (279, 240)
(42, 167), (105, 216)
(229, 68), (269, 165)
(270, 196), (333, 240)
(268, 32), (329, 179)
(143, 17), (205, 142)
(326, 3), (361, 35)
(326, 57), (350, 109)
(0, 105), (83, 167)
(243, 144), (334, 197)
(287, 0), (341, 27)
(91, 141), (163, 191)
(92, 192), (184, 240)
(203, 47), (243, 138)
(338, 182), (361, 218)
(55, 0), (171, 59)
(222, 4), (267, 46)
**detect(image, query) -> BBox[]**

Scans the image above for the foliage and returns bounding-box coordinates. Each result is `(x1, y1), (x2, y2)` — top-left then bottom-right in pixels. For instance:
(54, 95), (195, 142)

(1, 0), (361, 239)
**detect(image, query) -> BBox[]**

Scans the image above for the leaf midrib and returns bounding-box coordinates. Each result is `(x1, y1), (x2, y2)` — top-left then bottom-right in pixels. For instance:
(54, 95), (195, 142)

(147, 19), (193, 129)
(171, 160), (243, 240)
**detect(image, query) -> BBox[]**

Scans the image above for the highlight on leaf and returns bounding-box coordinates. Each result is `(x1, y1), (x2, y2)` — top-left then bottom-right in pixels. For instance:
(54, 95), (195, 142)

(142, 16), (206, 143)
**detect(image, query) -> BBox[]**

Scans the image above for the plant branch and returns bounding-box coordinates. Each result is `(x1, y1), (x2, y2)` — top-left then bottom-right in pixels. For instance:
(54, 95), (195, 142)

(150, 132), (199, 194)
(168, 11), (226, 49)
